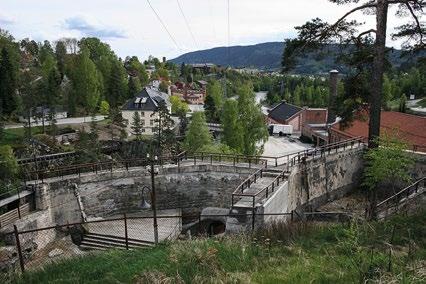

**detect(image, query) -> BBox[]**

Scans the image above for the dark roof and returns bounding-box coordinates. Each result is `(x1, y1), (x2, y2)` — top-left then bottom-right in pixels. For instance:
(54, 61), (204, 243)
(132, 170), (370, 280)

(122, 87), (169, 111)
(268, 101), (302, 122)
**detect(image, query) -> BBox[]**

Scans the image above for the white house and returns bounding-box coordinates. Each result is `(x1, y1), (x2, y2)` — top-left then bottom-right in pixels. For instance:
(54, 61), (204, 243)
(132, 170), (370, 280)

(122, 87), (172, 136)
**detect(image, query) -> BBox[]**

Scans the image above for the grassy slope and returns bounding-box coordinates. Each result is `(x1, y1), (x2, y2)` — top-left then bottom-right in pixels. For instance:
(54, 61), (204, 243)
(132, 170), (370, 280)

(16, 211), (425, 283)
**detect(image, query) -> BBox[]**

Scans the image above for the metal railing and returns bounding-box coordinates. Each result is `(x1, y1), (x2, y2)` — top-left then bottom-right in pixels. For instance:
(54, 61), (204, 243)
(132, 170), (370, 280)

(179, 151), (269, 168)
(231, 169), (288, 208)
(376, 177), (425, 215)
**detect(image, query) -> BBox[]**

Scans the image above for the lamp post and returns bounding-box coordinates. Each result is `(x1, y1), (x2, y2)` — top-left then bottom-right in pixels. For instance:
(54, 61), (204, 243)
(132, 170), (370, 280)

(144, 153), (159, 244)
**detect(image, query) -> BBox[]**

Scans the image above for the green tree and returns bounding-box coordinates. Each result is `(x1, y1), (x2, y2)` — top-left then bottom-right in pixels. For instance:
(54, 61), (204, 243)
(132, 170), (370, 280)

(283, 0), (425, 148)
(237, 85), (269, 155)
(0, 48), (19, 116)
(128, 76), (142, 98)
(108, 59), (128, 107)
(70, 46), (102, 113)
(222, 99), (243, 152)
(204, 80), (223, 122)
(153, 101), (175, 157)
(363, 133), (414, 219)
(184, 112), (212, 153)
(293, 86), (302, 106)
(55, 40), (67, 79)
(0, 145), (18, 182)
(131, 112), (143, 140)
(170, 96), (189, 116)
(99, 100), (110, 115)
(125, 56), (149, 87)
(399, 94), (407, 113)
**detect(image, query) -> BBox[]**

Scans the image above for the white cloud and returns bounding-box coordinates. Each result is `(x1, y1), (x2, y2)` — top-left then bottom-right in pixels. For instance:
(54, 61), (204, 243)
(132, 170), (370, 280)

(63, 15), (126, 39)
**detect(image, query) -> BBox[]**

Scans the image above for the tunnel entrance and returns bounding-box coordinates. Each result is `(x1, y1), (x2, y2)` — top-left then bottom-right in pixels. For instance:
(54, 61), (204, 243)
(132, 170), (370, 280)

(208, 221), (226, 236)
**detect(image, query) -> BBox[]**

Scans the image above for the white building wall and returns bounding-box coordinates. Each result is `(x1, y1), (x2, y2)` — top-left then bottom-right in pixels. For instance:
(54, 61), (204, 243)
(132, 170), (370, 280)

(122, 110), (159, 136)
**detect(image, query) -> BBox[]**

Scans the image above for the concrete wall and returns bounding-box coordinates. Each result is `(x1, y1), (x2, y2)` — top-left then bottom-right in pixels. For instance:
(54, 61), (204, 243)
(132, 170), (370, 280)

(261, 181), (289, 222)
(287, 148), (364, 212)
(41, 164), (252, 223)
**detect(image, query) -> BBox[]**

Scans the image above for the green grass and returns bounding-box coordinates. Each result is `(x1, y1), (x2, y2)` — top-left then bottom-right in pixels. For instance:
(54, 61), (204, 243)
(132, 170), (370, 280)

(0, 127), (43, 147)
(14, 211), (426, 283)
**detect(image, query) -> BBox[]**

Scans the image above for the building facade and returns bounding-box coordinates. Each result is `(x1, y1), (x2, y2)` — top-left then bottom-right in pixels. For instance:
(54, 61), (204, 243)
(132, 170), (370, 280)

(122, 87), (171, 136)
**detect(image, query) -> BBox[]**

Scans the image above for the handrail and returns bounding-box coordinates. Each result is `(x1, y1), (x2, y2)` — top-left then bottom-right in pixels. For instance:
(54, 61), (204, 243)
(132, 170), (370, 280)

(230, 137), (365, 208)
(376, 177), (425, 210)
(233, 168), (263, 194)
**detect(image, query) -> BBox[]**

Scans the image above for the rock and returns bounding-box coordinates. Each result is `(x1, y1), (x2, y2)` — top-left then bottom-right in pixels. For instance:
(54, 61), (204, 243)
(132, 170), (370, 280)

(48, 248), (63, 258)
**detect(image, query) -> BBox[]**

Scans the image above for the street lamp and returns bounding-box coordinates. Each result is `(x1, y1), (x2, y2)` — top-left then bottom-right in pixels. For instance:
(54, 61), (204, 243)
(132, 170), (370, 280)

(145, 153), (159, 244)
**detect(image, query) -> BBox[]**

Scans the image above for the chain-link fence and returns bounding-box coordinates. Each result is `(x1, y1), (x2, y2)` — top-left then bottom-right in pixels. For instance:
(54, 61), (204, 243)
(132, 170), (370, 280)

(0, 211), (350, 283)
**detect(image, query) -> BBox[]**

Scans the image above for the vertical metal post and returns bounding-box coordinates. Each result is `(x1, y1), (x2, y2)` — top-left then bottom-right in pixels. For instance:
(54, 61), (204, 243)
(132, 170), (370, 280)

(14, 225), (25, 273)
(150, 161), (159, 245)
(249, 158), (251, 169)
(124, 213), (129, 250)
(275, 158), (278, 167)
(201, 152), (204, 161)
(251, 205), (255, 231)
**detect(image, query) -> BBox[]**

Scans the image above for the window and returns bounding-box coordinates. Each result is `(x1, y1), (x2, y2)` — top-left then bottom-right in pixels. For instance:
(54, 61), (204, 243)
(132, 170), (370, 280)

(140, 111), (145, 117)
(141, 120), (145, 126)
(150, 119), (154, 126)
(141, 128), (145, 133)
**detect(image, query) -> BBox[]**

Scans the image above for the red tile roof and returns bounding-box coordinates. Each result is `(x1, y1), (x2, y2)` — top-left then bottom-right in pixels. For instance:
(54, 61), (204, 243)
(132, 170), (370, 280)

(332, 111), (426, 147)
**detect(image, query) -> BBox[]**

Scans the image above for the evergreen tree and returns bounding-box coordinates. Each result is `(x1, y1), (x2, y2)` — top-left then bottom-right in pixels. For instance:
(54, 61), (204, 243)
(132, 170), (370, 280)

(0, 48), (19, 116)
(131, 112), (143, 140)
(153, 101), (175, 157)
(55, 41), (67, 80)
(184, 112), (212, 153)
(107, 59), (128, 107)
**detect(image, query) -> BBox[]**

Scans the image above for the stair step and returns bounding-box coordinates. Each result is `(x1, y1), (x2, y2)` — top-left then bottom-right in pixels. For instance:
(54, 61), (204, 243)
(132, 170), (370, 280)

(82, 237), (146, 249)
(85, 232), (154, 246)
(80, 241), (128, 250)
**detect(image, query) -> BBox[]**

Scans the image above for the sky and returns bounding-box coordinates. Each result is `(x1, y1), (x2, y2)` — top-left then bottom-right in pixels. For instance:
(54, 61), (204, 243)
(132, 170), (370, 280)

(0, 0), (410, 60)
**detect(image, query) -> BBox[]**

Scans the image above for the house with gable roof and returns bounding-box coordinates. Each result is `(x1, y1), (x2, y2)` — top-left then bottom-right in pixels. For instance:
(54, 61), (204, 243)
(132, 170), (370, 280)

(122, 87), (172, 136)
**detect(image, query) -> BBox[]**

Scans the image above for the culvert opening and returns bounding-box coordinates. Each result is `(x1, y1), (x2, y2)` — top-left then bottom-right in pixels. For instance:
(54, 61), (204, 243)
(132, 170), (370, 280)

(208, 221), (226, 236)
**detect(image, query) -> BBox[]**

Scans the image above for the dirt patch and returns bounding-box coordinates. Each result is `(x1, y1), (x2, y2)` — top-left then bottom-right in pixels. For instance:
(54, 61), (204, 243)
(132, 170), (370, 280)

(318, 191), (368, 218)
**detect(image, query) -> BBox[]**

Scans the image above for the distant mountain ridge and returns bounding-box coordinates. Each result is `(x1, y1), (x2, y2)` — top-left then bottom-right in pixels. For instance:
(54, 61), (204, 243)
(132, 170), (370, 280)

(170, 42), (423, 74)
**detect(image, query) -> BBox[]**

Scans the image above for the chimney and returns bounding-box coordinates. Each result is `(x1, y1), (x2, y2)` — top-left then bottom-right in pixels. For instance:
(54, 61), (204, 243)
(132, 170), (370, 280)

(327, 70), (339, 124)
(162, 57), (166, 63)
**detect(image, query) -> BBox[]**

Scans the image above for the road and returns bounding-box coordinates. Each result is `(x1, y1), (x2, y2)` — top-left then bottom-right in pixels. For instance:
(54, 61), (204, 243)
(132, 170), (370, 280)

(4, 115), (106, 129)
(263, 136), (312, 157)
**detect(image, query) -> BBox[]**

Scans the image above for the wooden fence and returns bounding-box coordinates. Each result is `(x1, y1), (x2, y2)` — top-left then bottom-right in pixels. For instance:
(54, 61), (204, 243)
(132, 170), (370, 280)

(0, 203), (30, 228)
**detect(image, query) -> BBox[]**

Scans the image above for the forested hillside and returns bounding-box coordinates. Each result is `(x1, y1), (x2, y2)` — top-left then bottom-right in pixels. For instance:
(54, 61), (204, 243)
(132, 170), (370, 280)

(171, 42), (424, 73)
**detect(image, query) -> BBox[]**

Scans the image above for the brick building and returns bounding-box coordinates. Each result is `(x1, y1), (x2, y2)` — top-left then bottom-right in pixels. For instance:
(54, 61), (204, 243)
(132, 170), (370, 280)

(267, 101), (327, 133)
(330, 110), (426, 152)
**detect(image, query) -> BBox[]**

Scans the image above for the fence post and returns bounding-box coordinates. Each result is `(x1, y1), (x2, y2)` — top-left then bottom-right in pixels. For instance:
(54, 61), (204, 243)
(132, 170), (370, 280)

(14, 225), (25, 273)
(124, 213), (129, 250)
(210, 155), (213, 165)
(194, 155), (196, 166)
(249, 158), (251, 169)
(251, 206), (255, 231)
(201, 152), (204, 161)
(275, 158), (278, 167)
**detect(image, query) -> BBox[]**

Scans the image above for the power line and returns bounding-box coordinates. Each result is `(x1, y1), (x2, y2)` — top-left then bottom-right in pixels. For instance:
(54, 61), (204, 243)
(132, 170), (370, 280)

(146, 0), (181, 50)
(176, 0), (199, 49)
